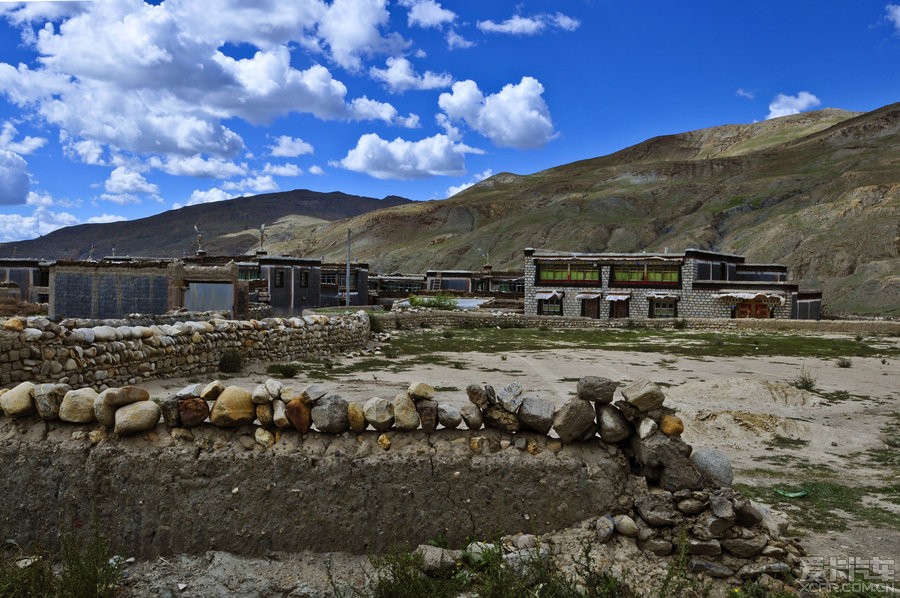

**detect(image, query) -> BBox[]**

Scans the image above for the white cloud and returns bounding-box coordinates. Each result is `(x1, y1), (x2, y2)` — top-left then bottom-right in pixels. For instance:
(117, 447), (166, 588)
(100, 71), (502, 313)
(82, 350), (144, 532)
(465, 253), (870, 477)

(0, 149), (29, 204)
(99, 193), (142, 205)
(0, 122), (46, 155)
(477, 12), (580, 36)
(447, 169), (493, 197)
(316, 0), (401, 71)
(104, 166), (159, 195)
(370, 57), (452, 93)
(0, 206), (81, 242)
(86, 213), (127, 224)
(439, 77), (557, 149)
(149, 155), (247, 179)
(0, 2), (409, 166)
(766, 91), (822, 119)
(348, 96), (419, 127)
(308, 165), (325, 175)
(887, 4), (900, 31)
(337, 132), (482, 179)
(263, 163), (303, 177)
(269, 135), (315, 157)
(736, 88), (755, 100)
(446, 30), (475, 50)
(175, 187), (232, 209)
(399, 0), (456, 29)
(221, 175), (278, 193)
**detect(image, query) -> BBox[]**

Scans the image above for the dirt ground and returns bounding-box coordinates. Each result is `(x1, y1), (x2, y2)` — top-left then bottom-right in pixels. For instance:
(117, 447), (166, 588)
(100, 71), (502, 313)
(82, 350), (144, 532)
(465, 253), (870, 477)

(132, 329), (899, 595)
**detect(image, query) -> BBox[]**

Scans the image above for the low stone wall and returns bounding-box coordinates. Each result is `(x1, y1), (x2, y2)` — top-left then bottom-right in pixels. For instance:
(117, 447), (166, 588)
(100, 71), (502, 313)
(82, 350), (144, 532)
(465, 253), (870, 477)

(0, 312), (369, 388)
(373, 310), (900, 335)
(0, 374), (794, 583)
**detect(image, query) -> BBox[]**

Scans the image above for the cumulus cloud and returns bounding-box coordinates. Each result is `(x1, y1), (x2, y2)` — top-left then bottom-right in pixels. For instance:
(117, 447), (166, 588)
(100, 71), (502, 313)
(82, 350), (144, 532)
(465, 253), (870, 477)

(104, 166), (159, 195)
(221, 175), (278, 193)
(369, 57), (452, 93)
(308, 165), (325, 175)
(148, 155), (247, 179)
(0, 1), (408, 170)
(0, 149), (30, 204)
(477, 12), (580, 35)
(439, 77), (557, 149)
(174, 187), (232, 209)
(263, 163), (303, 177)
(766, 91), (821, 119)
(398, 0), (456, 28)
(269, 136), (314, 157)
(337, 132), (482, 179)
(736, 88), (755, 100)
(86, 213), (127, 224)
(887, 4), (900, 31)
(446, 30), (475, 50)
(0, 122), (46, 155)
(446, 169), (493, 197)
(0, 206), (80, 242)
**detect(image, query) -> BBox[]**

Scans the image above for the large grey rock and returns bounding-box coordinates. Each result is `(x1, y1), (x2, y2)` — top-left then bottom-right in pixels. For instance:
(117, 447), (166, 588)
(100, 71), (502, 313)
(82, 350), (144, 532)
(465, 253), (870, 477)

(415, 545), (463, 577)
(577, 376), (617, 403)
(1, 382), (35, 417)
(93, 394), (116, 427)
(691, 447), (734, 487)
(393, 393), (420, 431)
(363, 397), (394, 432)
(709, 496), (734, 520)
(114, 401), (161, 436)
(595, 515), (615, 543)
(101, 386), (150, 408)
(621, 379), (665, 412)
(693, 513), (734, 539)
(157, 395), (181, 427)
(635, 491), (680, 527)
(59, 388), (98, 423)
(687, 539), (721, 556)
(264, 379), (283, 400)
(252, 384), (271, 405)
(460, 404), (483, 430)
(688, 559), (733, 578)
(517, 395), (555, 435)
(200, 380), (225, 401)
(311, 395), (350, 434)
(174, 383), (202, 399)
(407, 381), (435, 401)
(631, 434), (704, 491)
(613, 514), (638, 537)
(552, 398), (597, 443)
(33, 383), (70, 420)
(496, 383), (524, 412)
(437, 403), (462, 429)
(597, 404), (631, 443)
(722, 535), (768, 558)
(637, 417), (658, 439)
(483, 405), (519, 434)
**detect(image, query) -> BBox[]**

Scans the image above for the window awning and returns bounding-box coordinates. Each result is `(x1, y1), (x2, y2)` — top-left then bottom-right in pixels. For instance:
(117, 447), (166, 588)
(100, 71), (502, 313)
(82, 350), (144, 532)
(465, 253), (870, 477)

(606, 293), (631, 302)
(716, 291), (785, 305)
(535, 290), (564, 300)
(575, 292), (602, 300)
(647, 293), (679, 300)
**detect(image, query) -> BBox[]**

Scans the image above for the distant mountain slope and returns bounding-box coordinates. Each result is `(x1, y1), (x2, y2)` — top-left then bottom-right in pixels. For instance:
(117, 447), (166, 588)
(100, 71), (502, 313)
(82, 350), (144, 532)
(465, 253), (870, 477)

(0, 190), (411, 259)
(282, 104), (899, 316)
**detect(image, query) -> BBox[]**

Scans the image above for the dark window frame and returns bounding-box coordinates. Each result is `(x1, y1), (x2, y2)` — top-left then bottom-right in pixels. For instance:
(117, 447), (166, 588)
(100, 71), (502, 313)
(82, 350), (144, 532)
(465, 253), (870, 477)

(274, 270), (284, 288)
(535, 261), (601, 287)
(537, 296), (563, 316)
(609, 263), (681, 287)
(649, 298), (678, 318)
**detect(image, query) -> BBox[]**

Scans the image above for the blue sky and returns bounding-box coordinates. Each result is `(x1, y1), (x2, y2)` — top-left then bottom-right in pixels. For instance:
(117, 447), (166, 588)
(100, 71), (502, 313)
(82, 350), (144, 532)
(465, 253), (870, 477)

(0, 0), (898, 242)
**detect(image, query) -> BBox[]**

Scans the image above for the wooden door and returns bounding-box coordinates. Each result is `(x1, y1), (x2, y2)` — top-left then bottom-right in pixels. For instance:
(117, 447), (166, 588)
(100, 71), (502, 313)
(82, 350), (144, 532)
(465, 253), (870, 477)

(582, 298), (600, 319)
(610, 300), (629, 318)
(735, 301), (770, 318)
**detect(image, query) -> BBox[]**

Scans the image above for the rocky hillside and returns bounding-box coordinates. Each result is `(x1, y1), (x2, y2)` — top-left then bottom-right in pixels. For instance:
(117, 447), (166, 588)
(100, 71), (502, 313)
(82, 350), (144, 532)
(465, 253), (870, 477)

(283, 104), (899, 316)
(0, 190), (411, 260)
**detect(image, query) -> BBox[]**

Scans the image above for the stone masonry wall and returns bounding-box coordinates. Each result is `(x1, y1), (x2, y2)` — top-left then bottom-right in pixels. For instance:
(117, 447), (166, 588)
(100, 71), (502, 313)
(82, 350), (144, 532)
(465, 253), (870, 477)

(0, 312), (369, 389)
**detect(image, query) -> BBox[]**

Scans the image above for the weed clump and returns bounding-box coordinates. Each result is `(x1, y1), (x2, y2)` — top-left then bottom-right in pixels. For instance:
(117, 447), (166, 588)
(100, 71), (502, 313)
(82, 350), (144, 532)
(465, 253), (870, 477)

(835, 357), (852, 368)
(218, 350), (243, 373)
(266, 363), (300, 378)
(789, 366), (817, 391)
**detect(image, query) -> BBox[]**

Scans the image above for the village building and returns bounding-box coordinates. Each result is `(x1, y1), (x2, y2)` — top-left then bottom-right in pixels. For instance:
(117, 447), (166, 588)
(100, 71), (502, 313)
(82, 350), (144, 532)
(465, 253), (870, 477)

(0, 258), (51, 303)
(523, 248), (822, 320)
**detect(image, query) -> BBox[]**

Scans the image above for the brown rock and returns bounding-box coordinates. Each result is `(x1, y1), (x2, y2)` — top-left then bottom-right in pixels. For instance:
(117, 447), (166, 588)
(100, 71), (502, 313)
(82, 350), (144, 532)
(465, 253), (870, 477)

(377, 433), (391, 450)
(469, 436), (485, 454)
(659, 415), (684, 437)
(416, 399), (438, 433)
(102, 386), (150, 408)
(256, 402), (274, 428)
(466, 384), (490, 410)
(179, 397), (210, 427)
(2, 318), (25, 332)
(209, 386), (255, 427)
(347, 401), (368, 433)
(483, 405), (519, 434)
(285, 398), (312, 433)
(407, 381), (435, 401)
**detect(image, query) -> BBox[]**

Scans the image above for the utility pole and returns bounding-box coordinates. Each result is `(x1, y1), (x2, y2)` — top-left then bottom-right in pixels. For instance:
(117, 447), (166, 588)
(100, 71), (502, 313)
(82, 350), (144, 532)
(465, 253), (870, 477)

(345, 228), (351, 308)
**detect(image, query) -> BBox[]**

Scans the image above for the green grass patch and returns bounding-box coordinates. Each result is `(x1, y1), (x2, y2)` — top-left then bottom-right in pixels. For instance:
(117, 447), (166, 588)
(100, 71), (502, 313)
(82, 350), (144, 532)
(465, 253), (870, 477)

(764, 434), (810, 450)
(735, 481), (900, 533)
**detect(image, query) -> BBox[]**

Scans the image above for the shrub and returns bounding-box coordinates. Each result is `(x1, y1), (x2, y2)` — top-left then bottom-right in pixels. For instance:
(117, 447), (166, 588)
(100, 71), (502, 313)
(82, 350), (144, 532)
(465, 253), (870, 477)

(219, 350), (243, 373)
(441, 331), (455, 339)
(369, 316), (383, 334)
(835, 357), (852, 368)
(673, 318), (688, 330)
(790, 366), (817, 391)
(266, 363), (300, 378)
(408, 294), (459, 310)
(59, 532), (121, 598)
